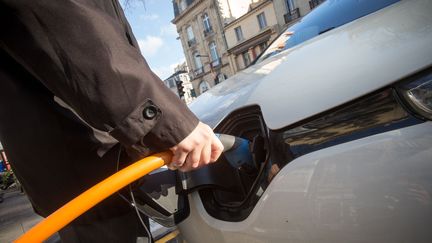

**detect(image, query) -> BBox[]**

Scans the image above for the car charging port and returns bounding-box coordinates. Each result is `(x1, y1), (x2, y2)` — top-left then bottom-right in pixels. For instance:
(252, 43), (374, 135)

(250, 134), (267, 170)
(191, 106), (272, 221)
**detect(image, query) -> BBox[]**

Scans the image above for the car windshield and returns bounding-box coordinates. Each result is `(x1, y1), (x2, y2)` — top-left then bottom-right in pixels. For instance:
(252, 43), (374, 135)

(256, 0), (400, 63)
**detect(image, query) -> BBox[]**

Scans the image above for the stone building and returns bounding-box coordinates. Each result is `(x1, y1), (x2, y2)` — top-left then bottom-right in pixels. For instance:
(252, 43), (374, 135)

(172, 0), (260, 95)
(172, 0), (325, 94)
(225, 0), (319, 73)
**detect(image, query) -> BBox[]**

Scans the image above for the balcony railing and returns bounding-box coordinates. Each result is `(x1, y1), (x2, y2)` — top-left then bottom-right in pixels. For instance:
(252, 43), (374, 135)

(203, 27), (214, 37)
(193, 67), (204, 78)
(210, 58), (222, 69)
(309, 0), (325, 10)
(187, 38), (197, 47)
(284, 8), (300, 24)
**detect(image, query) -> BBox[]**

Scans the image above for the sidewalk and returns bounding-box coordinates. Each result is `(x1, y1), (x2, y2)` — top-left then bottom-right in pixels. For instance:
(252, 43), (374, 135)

(0, 189), (178, 242)
(0, 189), (60, 242)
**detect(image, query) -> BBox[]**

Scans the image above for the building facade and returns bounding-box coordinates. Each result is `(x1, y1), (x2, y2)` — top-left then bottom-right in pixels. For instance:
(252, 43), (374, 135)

(224, 0), (280, 72)
(172, 0), (259, 96)
(273, 0), (317, 29)
(225, 0), (319, 73)
(172, 0), (325, 94)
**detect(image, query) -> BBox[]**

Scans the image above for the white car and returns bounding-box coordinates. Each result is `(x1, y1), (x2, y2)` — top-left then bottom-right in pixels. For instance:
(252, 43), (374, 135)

(135, 0), (432, 242)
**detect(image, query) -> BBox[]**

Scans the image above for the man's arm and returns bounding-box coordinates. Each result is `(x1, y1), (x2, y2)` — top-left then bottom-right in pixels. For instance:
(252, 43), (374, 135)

(0, 0), (222, 169)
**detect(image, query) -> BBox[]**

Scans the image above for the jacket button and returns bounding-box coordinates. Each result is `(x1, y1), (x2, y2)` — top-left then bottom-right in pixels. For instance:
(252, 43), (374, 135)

(143, 105), (158, 120)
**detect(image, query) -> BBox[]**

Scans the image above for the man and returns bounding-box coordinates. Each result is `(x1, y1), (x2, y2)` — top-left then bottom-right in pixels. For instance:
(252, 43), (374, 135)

(0, 0), (223, 242)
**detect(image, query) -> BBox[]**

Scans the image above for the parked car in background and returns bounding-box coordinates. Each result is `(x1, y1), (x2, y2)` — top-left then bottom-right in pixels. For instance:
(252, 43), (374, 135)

(135, 0), (432, 242)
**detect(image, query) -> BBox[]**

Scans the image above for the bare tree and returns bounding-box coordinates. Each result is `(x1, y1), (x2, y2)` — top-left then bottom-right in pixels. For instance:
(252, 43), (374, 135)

(122, 0), (146, 10)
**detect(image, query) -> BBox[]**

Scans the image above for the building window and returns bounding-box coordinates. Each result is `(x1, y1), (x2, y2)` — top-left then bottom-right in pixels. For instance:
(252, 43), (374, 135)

(203, 13), (212, 32)
(234, 26), (244, 42)
(309, 0), (326, 10)
(259, 42), (268, 53)
(216, 73), (226, 84)
(193, 51), (204, 76)
(242, 51), (251, 67)
(186, 26), (194, 40)
(257, 12), (267, 30)
(199, 81), (210, 93)
(173, 2), (180, 16)
(286, 0), (295, 11)
(168, 79), (175, 88)
(186, 26), (196, 47)
(209, 42), (220, 67)
(179, 0), (187, 12)
(193, 51), (203, 69)
(209, 42), (219, 61)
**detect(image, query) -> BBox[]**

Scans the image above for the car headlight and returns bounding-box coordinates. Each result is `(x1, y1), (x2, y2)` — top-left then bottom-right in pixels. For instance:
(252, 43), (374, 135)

(398, 71), (432, 120)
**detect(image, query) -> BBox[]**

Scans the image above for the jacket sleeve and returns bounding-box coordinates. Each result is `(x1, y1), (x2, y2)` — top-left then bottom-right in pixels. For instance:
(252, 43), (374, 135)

(0, 0), (199, 154)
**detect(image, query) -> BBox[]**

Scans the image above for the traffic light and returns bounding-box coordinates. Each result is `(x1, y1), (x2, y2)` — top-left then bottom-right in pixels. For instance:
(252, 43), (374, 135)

(176, 79), (185, 98)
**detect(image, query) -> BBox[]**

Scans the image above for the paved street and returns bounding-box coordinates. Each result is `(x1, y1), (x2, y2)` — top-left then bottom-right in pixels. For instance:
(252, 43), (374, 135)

(0, 188), (176, 242)
(0, 189), (60, 242)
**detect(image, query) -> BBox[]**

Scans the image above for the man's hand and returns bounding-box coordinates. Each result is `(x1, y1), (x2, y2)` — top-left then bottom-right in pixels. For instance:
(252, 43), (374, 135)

(169, 122), (224, 172)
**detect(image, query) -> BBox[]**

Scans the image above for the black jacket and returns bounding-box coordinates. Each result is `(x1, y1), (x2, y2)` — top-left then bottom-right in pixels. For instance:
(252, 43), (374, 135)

(0, 0), (198, 220)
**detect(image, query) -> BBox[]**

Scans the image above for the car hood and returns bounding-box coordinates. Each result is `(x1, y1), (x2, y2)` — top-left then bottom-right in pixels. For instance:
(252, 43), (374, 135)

(189, 0), (432, 130)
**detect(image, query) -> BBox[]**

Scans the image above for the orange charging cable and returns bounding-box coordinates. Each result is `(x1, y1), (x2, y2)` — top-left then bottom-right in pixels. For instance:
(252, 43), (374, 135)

(15, 152), (172, 243)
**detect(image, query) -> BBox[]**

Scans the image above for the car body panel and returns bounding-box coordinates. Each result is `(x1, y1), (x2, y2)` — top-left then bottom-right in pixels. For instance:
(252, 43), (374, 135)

(179, 122), (432, 243)
(189, 0), (432, 130)
(179, 0), (432, 242)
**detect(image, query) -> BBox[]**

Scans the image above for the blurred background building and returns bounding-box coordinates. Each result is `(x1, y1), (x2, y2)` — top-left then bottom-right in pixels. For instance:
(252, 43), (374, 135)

(170, 0), (325, 96)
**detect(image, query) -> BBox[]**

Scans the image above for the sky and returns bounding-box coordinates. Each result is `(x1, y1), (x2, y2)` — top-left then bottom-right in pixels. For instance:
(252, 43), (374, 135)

(121, 0), (185, 80)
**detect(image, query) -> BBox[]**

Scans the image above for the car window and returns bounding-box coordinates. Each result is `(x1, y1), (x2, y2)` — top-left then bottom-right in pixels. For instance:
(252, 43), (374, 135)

(257, 0), (400, 63)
